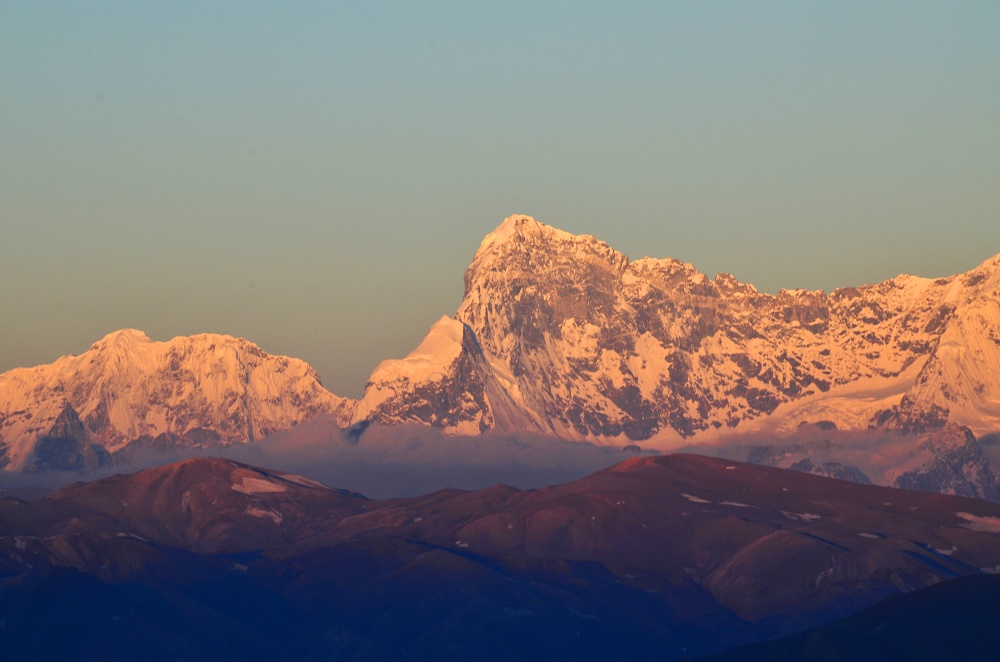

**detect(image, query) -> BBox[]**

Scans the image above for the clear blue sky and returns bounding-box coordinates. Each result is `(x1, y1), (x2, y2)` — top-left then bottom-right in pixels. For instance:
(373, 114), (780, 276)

(2, 2), (998, 397)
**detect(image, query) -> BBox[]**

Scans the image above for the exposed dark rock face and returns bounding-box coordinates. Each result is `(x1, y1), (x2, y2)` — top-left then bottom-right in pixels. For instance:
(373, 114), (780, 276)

(24, 403), (110, 473)
(789, 458), (872, 485)
(110, 429), (222, 466)
(358, 324), (495, 432)
(893, 426), (1000, 501)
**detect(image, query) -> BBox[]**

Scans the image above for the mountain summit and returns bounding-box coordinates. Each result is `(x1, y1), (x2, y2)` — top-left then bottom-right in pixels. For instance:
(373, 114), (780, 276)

(353, 214), (1000, 444)
(0, 330), (353, 471)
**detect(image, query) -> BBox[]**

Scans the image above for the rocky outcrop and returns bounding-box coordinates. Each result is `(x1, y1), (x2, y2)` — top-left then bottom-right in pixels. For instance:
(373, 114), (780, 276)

(788, 459), (873, 484)
(21, 402), (111, 473)
(893, 425), (1000, 501)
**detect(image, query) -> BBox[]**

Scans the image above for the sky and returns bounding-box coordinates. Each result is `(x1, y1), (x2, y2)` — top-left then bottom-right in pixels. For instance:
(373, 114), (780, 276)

(2, 2), (998, 398)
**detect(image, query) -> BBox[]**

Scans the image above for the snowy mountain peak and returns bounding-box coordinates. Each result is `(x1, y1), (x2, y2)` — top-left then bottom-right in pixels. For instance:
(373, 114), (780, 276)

(464, 216), (628, 303)
(91, 327), (151, 347)
(365, 315), (466, 387)
(966, 251), (1000, 290)
(362, 215), (1000, 445)
(477, 214), (547, 250)
(352, 316), (476, 426)
(0, 330), (355, 471)
(473, 215), (612, 265)
(4, 216), (999, 478)
(486, 213), (538, 238)
(87, 328), (155, 360)
(973, 250), (1000, 271)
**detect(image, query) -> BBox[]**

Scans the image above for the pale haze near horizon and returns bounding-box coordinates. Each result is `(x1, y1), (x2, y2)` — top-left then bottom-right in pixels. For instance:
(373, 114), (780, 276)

(2, 2), (998, 397)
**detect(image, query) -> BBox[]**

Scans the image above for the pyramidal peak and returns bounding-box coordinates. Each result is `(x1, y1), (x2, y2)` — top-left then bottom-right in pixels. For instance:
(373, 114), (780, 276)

(475, 214), (605, 258)
(478, 214), (544, 248)
(464, 215), (628, 298)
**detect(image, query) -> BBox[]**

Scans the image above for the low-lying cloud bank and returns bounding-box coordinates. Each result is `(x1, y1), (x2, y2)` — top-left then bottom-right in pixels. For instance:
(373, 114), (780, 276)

(223, 419), (653, 499)
(0, 417), (654, 500)
(8, 418), (996, 502)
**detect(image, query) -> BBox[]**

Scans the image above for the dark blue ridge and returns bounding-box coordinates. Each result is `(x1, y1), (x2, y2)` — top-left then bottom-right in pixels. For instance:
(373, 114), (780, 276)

(902, 550), (962, 578)
(797, 530), (851, 552)
(910, 540), (981, 572)
(394, 536), (514, 578)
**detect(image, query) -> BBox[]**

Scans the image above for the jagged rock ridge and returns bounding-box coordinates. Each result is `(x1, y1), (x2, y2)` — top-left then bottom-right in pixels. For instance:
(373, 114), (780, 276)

(354, 214), (1000, 445)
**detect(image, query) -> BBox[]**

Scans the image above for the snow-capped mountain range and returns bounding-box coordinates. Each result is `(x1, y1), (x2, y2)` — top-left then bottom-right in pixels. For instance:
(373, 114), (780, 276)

(2, 214), (998, 476)
(355, 215), (1000, 444)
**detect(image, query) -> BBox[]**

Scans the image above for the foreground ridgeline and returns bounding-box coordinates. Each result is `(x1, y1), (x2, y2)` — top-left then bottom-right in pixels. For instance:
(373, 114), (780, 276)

(1, 214), (999, 475)
(3, 454), (1000, 660)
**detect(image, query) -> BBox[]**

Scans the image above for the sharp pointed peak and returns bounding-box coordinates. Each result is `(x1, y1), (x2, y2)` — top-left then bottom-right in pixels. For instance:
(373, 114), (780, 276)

(474, 214), (606, 257)
(480, 214), (546, 247)
(497, 213), (542, 229)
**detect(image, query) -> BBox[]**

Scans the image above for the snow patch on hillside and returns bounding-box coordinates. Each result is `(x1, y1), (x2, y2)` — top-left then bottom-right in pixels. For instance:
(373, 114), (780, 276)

(957, 512), (1000, 533)
(232, 474), (287, 495)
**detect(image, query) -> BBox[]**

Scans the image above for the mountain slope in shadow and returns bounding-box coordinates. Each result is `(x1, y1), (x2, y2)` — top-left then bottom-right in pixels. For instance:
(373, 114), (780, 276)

(3, 454), (1000, 660)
